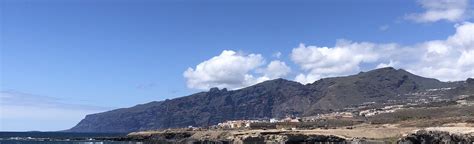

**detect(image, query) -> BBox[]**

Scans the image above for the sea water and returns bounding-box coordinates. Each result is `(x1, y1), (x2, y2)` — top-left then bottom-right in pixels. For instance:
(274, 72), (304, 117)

(0, 132), (141, 144)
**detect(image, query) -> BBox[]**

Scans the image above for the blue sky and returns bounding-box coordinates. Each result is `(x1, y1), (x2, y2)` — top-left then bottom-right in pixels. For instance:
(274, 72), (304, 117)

(1, 0), (473, 131)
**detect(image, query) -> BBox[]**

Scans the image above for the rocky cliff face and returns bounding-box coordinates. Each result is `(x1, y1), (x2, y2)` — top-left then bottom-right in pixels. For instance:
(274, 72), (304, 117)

(68, 67), (467, 132)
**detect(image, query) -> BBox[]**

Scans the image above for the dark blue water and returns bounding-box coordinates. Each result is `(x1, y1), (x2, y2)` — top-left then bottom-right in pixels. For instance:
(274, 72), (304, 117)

(0, 132), (139, 144)
(0, 140), (140, 144)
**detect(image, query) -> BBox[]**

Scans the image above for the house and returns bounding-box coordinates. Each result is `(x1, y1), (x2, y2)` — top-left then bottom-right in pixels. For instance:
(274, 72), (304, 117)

(217, 120), (266, 129)
(270, 118), (280, 123)
(282, 117), (302, 122)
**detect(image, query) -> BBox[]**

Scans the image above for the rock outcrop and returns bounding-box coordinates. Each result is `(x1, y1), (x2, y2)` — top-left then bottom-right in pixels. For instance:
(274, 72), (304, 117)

(126, 130), (348, 143)
(398, 130), (474, 144)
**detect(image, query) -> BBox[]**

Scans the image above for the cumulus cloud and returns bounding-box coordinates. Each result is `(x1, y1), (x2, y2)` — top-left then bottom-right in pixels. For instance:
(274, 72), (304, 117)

(291, 40), (390, 84)
(376, 60), (399, 69)
(406, 0), (470, 23)
(261, 60), (291, 79)
(184, 24), (474, 87)
(184, 50), (290, 90)
(291, 22), (474, 84)
(410, 22), (474, 80)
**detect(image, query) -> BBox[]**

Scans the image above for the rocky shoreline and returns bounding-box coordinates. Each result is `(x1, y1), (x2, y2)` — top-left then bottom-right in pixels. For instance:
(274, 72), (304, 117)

(118, 127), (474, 144)
(124, 131), (349, 143)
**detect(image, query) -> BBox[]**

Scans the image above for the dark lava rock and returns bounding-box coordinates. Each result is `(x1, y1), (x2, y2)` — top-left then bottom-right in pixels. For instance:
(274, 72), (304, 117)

(286, 134), (346, 143)
(238, 134), (346, 143)
(398, 130), (474, 144)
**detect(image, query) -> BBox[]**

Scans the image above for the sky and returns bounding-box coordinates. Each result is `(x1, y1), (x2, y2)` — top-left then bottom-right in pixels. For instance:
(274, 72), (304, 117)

(1, 0), (473, 131)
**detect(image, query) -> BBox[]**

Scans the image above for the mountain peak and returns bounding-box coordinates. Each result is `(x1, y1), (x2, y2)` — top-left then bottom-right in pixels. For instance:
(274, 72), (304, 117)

(377, 67), (396, 70)
(357, 67), (415, 78)
(209, 87), (227, 93)
(268, 78), (292, 83)
(364, 67), (406, 73)
(467, 78), (474, 84)
(262, 78), (301, 85)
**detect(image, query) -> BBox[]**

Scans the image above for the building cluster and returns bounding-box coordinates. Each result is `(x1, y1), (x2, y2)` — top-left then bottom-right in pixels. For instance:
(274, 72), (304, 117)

(359, 105), (403, 117)
(217, 117), (302, 129)
(272, 117), (302, 123)
(316, 112), (354, 119)
(456, 95), (474, 106)
(217, 120), (263, 129)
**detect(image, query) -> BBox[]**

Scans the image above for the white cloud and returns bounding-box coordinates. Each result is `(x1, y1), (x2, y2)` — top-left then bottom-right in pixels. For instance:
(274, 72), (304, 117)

(376, 60), (399, 69)
(290, 40), (385, 84)
(185, 23), (474, 86)
(410, 22), (474, 81)
(261, 60), (291, 79)
(294, 73), (322, 85)
(184, 50), (291, 90)
(291, 22), (474, 83)
(406, 0), (470, 23)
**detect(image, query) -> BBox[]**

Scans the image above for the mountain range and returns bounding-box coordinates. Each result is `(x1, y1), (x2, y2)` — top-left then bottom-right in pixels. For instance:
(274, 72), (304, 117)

(67, 67), (472, 132)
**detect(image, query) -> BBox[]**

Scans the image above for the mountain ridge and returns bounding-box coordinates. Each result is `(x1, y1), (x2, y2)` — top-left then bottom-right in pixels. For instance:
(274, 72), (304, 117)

(67, 67), (469, 132)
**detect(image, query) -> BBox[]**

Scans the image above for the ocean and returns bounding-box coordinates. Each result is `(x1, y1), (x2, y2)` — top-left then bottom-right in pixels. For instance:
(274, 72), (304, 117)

(0, 132), (140, 144)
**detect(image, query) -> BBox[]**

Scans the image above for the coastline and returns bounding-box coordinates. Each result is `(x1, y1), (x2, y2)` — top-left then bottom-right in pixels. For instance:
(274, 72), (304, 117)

(125, 123), (474, 143)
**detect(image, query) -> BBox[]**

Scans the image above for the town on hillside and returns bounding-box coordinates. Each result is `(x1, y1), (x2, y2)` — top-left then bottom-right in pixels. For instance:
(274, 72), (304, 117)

(192, 88), (474, 131)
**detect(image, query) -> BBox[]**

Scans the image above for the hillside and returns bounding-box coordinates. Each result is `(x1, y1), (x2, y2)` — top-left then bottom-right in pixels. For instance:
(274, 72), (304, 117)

(68, 67), (469, 132)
